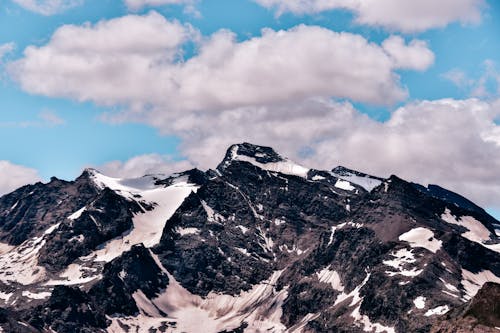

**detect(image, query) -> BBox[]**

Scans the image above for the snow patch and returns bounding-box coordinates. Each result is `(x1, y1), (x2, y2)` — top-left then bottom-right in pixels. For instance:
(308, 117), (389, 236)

(334, 179), (355, 191)
(442, 208), (500, 253)
(461, 268), (500, 301)
(21, 290), (52, 300)
(68, 206), (86, 220)
(424, 305), (449, 317)
(274, 218), (286, 226)
(334, 272), (395, 333)
(236, 225), (249, 234)
(383, 248), (423, 277)
(175, 227), (200, 236)
(399, 227), (442, 253)
(201, 200), (225, 223)
(149, 266), (288, 333)
(413, 296), (426, 309)
(331, 171), (382, 192)
(316, 266), (344, 291)
(92, 180), (197, 262)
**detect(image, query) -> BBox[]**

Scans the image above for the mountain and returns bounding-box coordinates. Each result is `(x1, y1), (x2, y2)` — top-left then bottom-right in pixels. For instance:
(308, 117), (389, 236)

(0, 142), (498, 333)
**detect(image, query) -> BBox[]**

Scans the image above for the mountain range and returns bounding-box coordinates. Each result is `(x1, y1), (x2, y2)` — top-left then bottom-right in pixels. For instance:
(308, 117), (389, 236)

(0, 142), (498, 333)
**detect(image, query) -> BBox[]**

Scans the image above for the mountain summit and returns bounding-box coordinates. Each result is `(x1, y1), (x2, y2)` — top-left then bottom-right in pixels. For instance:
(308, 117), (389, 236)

(0, 143), (498, 333)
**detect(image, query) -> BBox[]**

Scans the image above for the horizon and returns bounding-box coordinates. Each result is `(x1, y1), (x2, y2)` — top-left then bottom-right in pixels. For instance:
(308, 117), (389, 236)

(1, 0), (500, 220)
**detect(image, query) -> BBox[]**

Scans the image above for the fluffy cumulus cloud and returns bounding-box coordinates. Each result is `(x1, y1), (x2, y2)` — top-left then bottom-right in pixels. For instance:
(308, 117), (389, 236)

(254, 0), (484, 32)
(96, 154), (195, 178)
(12, 0), (83, 15)
(9, 12), (434, 111)
(0, 161), (41, 195)
(382, 36), (434, 71)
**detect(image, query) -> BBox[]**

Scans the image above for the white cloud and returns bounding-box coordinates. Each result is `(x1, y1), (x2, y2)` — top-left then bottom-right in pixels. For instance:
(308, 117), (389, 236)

(38, 109), (66, 126)
(443, 60), (500, 98)
(9, 13), (435, 112)
(0, 43), (15, 61)
(0, 110), (65, 128)
(96, 154), (195, 178)
(254, 0), (484, 32)
(382, 36), (434, 71)
(0, 161), (41, 196)
(12, 0), (83, 15)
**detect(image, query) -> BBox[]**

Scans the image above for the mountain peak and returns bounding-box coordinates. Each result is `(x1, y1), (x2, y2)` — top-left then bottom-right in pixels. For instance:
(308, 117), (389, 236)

(217, 142), (310, 178)
(225, 143), (285, 164)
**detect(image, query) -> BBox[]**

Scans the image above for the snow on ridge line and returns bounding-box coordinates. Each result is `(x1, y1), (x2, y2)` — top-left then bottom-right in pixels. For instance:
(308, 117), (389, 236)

(228, 145), (310, 178)
(441, 208), (500, 254)
(92, 181), (198, 262)
(461, 268), (500, 301)
(331, 171), (382, 192)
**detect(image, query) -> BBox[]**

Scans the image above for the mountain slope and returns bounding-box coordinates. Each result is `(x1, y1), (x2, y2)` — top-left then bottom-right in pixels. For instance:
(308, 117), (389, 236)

(0, 143), (498, 333)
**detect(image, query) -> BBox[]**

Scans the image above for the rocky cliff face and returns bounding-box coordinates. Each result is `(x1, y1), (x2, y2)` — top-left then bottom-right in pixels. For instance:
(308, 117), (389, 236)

(0, 143), (498, 333)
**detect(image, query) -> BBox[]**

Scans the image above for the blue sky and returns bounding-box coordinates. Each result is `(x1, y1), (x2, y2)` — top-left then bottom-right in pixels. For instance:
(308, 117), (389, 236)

(1, 0), (500, 219)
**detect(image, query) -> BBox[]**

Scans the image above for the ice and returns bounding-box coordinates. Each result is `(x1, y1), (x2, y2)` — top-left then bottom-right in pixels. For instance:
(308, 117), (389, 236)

(413, 296), (426, 309)
(399, 227), (442, 253)
(316, 266), (344, 291)
(442, 208), (500, 253)
(424, 305), (449, 316)
(334, 179), (355, 191)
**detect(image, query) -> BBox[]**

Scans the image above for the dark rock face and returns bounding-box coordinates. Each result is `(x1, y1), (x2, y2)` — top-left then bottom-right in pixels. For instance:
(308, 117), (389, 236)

(430, 282), (500, 333)
(0, 174), (100, 246)
(89, 244), (169, 316)
(25, 285), (107, 333)
(0, 143), (499, 333)
(38, 188), (145, 271)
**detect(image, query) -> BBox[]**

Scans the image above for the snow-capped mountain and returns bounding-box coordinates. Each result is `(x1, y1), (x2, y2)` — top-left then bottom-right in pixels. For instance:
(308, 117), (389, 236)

(0, 143), (498, 333)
